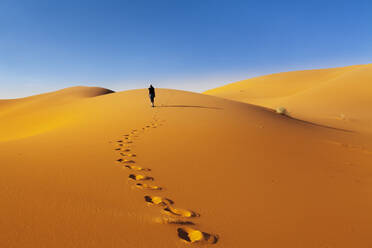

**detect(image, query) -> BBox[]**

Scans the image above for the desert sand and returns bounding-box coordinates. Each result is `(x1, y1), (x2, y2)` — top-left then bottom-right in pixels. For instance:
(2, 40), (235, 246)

(1, 84), (372, 247)
(205, 64), (372, 133)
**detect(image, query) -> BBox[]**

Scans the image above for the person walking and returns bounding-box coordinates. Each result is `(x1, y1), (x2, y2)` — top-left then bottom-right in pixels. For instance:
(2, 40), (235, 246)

(148, 84), (155, 107)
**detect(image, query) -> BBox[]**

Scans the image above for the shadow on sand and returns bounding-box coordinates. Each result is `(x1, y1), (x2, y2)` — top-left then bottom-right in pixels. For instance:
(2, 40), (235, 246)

(157, 105), (222, 110)
(285, 114), (353, 133)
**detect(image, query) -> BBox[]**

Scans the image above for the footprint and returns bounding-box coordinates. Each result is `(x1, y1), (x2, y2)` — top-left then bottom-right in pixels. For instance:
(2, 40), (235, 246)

(115, 148), (121, 151)
(129, 174), (154, 181)
(124, 141), (133, 144)
(117, 158), (136, 163)
(117, 140), (123, 143)
(162, 206), (200, 218)
(125, 165), (151, 171)
(122, 148), (131, 152)
(166, 219), (195, 225)
(121, 153), (136, 157)
(123, 159), (136, 163)
(154, 216), (194, 225)
(177, 227), (218, 244)
(144, 195), (173, 206)
(135, 183), (161, 190)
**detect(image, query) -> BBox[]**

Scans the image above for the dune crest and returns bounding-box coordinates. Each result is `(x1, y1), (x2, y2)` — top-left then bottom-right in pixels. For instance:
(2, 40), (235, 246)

(205, 64), (372, 133)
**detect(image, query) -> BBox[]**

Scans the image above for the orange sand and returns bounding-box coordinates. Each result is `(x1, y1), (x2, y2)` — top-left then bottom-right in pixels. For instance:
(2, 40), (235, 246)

(205, 64), (372, 133)
(1, 86), (372, 247)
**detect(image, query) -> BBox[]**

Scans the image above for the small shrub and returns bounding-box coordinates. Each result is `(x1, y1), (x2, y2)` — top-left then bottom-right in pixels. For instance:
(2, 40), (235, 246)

(276, 106), (287, 115)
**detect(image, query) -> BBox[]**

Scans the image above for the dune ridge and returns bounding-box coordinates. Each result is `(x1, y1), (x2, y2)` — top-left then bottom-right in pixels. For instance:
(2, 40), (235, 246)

(1, 88), (372, 247)
(205, 64), (372, 133)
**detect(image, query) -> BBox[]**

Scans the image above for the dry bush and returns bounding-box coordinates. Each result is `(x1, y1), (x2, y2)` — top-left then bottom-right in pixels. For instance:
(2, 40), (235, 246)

(276, 106), (287, 115)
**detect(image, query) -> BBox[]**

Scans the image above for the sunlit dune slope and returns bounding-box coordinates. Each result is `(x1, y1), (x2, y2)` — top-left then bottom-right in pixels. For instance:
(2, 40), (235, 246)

(204, 64), (372, 133)
(0, 86), (114, 141)
(1, 88), (372, 248)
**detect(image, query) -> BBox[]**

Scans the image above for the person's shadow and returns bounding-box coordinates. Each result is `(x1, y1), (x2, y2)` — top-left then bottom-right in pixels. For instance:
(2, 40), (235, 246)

(156, 105), (222, 110)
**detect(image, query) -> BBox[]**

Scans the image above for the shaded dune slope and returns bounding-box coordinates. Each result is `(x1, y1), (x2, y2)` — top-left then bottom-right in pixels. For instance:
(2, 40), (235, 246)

(1, 88), (372, 248)
(204, 64), (372, 133)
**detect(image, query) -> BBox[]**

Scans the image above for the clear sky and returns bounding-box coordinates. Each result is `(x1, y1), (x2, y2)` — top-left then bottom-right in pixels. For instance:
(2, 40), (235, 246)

(1, 0), (371, 98)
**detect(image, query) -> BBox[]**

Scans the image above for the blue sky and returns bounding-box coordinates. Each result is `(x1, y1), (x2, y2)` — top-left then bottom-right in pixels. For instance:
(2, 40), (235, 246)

(0, 0), (371, 98)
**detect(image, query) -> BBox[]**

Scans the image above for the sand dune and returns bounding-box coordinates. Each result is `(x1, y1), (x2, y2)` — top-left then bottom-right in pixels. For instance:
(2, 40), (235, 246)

(1, 87), (372, 247)
(205, 64), (372, 133)
(0, 86), (114, 141)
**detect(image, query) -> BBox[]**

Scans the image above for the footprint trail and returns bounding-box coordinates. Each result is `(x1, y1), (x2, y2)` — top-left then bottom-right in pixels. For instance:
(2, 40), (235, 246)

(110, 117), (219, 244)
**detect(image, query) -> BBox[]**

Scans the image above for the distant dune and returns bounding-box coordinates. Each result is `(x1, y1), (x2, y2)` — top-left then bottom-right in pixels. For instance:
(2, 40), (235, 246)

(205, 64), (372, 133)
(1, 87), (372, 247)
(0, 86), (114, 141)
